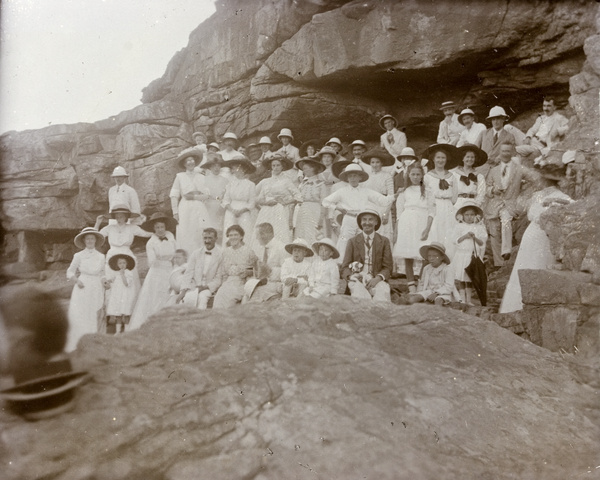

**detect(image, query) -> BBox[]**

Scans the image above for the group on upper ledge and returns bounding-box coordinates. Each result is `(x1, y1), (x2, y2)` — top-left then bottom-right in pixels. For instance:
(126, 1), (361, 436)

(64, 98), (574, 351)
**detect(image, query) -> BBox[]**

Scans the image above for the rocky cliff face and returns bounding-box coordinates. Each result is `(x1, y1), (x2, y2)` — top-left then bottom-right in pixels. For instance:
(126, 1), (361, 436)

(0, 0), (595, 241)
(1, 298), (598, 479)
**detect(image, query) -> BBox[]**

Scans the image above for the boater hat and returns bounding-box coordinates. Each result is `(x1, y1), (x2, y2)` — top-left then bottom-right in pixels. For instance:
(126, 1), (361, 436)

(296, 157), (326, 174)
(141, 212), (177, 233)
(379, 114), (398, 130)
(487, 106), (510, 120)
(223, 157), (256, 174)
(73, 227), (104, 249)
(200, 152), (224, 169)
(357, 208), (382, 231)
(421, 144), (460, 170)
(439, 101), (457, 111)
(262, 154), (294, 171)
(363, 147), (395, 167)
(277, 128), (294, 140)
(457, 144), (488, 168)
(331, 160), (353, 179)
(111, 166), (129, 177)
(109, 204), (140, 219)
(108, 253), (136, 271)
(398, 147), (418, 161)
(457, 108), (477, 125)
(419, 242), (450, 264)
(312, 237), (340, 259)
(339, 163), (369, 183)
(456, 201), (484, 220)
(177, 150), (203, 169)
(285, 238), (314, 256)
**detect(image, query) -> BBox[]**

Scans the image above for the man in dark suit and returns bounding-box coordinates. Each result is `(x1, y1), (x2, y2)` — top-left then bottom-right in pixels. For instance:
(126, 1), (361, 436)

(341, 209), (393, 302)
(475, 106), (516, 177)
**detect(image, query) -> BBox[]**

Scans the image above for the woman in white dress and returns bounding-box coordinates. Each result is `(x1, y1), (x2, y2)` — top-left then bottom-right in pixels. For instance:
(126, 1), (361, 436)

(201, 153), (229, 240)
(255, 155), (302, 244)
(65, 227), (106, 352)
(499, 173), (572, 313)
(363, 148), (396, 246)
(170, 150), (210, 255)
(422, 144), (459, 258)
(317, 146), (343, 241)
(222, 157), (257, 244)
(294, 157), (327, 246)
(129, 213), (177, 330)
(451, 144), (487, 211)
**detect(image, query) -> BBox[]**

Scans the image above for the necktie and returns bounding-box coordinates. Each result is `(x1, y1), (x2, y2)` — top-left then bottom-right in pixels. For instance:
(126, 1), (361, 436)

(205, 251), (212, 255)
(502, 165), (507, 178)
(439, 178), (450, 190)
(263, 246), (269, 264)
(365, 236), (373, 275)
(493, 132), (498, 144)
(387, 132), (394, 144)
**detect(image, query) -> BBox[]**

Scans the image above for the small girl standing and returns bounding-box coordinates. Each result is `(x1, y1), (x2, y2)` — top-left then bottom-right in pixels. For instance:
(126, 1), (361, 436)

(452, 202), (487, 305)
(304, 238), (340, 298)
(393, 163), (433, 293)
(105, 254), (136, 334)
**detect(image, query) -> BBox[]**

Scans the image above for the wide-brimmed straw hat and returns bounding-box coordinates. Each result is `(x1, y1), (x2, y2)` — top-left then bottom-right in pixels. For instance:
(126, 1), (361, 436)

(200, 152), (224, 169)
(486, 106), (509, 120)
(363, 147), (395, 167)
(224, 157), (256, 174)
(457, 144), (488, 168)
(296, 157), (326, 174)
(141, 212), (177, 233)
(244, 277), (267, 300)
(439, 101), (458, 111)
(457, 108), (477, 125)
(108, 253), (136, 271)
(421, 144), (460, 170)
(111, 166), (129, 177)
(277, 128), (294, 141)
(379, 114), (398, 130)
(258, 136), (272, 145)
(420, 242), (450, 264)
(109, 204), (140, 219)
(339, 163), (369, 183)
(357, 208), (381, 231)
(331, 160), (353, 179)
(398, 147), (418, 161)
(312, 238), (340, 259)
(177, 150), (203, 169)
(456, 201), (484, 220)
(74, 227), (105, 249)
(262, 154), (294, 171)
(285, 238), (314, 256)
(299, 138), (321, 157)
(316, 146), (338, 161)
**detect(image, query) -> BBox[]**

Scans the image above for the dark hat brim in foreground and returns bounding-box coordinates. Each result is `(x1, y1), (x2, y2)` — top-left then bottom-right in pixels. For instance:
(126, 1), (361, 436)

(141, 212), (177, 233)
(108, 253), (136, 271)
(421, 144), (460, 170)
(457, 144), (488, 168)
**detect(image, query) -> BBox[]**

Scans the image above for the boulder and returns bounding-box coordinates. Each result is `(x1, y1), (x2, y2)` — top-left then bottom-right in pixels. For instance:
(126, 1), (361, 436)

(1, 298), (598, 479)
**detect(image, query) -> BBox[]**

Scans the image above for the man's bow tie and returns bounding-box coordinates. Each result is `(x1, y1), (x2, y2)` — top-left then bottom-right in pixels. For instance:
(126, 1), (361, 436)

(205, 251), (212, 255)
(158, 236), (168, 242)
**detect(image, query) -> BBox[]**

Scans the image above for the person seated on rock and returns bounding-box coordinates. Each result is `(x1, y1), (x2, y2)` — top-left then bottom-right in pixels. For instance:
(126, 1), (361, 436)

(303, 238), (340, 299)
(474, 106), (516, 177)
(341, 209), (393, 302)
(280, 238), (313, 299)
(516, 97), (569, 164)
(258, 136), (274, 162)
(379, 114), (407, 161)
(408, 242), (458, 306)
(244, 222), (289, 303)
(181, 131), (208, 158)
(456, 108), (487, 147)
(108, 166), (141, 224)
(165, 249), (188, 306)
(325, 137), (347, 163)
(177, 228), (223, 309)
(437, 101), (465, 146)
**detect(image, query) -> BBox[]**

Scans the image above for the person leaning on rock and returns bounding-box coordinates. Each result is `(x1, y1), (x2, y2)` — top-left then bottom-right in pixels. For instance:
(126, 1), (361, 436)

(341, 209), (393, 303)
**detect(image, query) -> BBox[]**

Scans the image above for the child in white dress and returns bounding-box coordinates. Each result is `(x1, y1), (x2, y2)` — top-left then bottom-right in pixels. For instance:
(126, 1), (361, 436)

(105, 254), (136, 334)
(304, 238), (340, 298)
(166, 249), (188, 306)
(281, 238), (313, 298)
(452, 203), (487, 305)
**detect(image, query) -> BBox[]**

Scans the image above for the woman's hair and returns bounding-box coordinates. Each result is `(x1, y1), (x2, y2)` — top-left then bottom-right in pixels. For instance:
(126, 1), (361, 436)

(406, 163), (426, 199)
(175, 248), (188, 259)
(226, 224), (245, 238)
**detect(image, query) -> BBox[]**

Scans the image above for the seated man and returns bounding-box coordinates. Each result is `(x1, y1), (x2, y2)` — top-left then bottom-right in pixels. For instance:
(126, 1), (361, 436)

(177, 228), (223, 309)
(244, 222), (289, 303)
(341, 209), (393, 302)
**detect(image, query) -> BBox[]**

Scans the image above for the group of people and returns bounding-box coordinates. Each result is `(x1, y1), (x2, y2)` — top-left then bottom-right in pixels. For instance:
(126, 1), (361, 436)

(65, 97), (571, 350)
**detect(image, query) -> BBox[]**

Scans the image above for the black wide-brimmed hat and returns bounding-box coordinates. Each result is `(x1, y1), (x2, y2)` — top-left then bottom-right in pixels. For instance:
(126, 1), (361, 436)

(108, 253), (136, 271)
(296, 157), (326, 174)
(141, 212), (177, 233)
(457, 144), (488, 168)
(224, 157), (257, 174)
(421, 144), (460, 170)
(262, 154), (294, 171)
(363, 147), (396, 167)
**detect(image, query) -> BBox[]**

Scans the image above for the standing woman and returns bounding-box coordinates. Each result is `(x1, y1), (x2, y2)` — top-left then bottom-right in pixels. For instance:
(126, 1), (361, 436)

(422, 144), (459, 255)
(128, 213), (177, 330)
(294, 157), (327, 246)
(255, 155), (302, 244)
(213, 225), (258, 309)
(222, 157), (257, 242)
(201, 152), (229, 241)
(451, 145), (487, 211)
(363, 148), (396, 246)
(316, 146), (340, 240)
(170, 150), (210, 255)
(66, 227), (106, 352)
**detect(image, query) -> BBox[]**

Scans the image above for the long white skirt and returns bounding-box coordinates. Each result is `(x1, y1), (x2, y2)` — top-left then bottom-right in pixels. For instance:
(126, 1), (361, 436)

(394, 207), (429, 260)
(177, 197), (209, 256)
(428, 198), (457, 259)
(66, 273), (105, 352)
(254, 203), (292, 244)
(129, 260), (173, 330)
(295, 202), (321, 246)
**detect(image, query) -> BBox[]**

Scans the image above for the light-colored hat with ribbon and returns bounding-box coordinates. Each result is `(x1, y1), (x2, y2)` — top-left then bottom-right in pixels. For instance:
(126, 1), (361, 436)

(326, 137), (343, 148)
(73, 227), (105, 249)
(277, 128), (294, 140)
(457, 108), (477, 125)
(439, 101), (457, 111)
(222, 132), (239, 141)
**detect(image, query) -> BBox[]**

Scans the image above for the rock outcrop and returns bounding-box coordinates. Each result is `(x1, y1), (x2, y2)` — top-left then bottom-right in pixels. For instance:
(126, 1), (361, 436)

(1, 297), (598, 479)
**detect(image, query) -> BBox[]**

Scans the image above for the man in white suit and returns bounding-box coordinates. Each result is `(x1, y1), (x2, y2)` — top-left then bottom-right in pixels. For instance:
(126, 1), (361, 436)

(177, 228), (223, 309)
